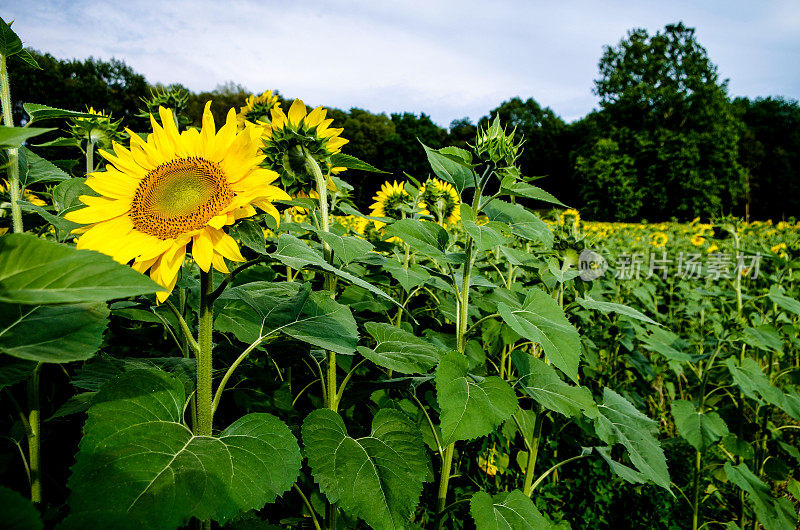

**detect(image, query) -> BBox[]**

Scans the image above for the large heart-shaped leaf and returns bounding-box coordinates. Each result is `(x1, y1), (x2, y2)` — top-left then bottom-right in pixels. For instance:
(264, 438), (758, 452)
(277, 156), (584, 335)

(498, 287), (581, 383)
(482, 200), (553, 248)
(302, 408), (428, 530)
(0, 302), (108, 362)
(436, 351), (517, 445)
(577, 296), (659, 326)
(594, 388), (669, 490)
(470, 489), (551, 529)
(215, 282), (359, 354)
(0, 126), (54, 149)
(384, 219), (450, 262)
(421, 142), (475, 193)
(64, 369), (301, 529)
(0, 234), (162, 304)
(512, 351), (597, 418)
(357, 322), (444, 374)
(671, 399), (728, 452)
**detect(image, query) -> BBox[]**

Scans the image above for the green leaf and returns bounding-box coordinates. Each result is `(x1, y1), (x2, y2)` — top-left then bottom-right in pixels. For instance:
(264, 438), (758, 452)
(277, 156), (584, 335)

(357, 322), (444, 374)
(271, 234), (399, 308)
(742, 325), (782, 352)
(421, 142), (475, 192)
(498, 287), (581, 383)
(315, 229), (375, 266)
(725, 462), (797, 530)
(671, 400), (728, 451)
(0, 234), (163, 304)
(595, 388), (670, 490)
(0, 485), (43, 530)
(483, 200), (553, 248)
(23, 103), (97, 123)
(384, 219), (450, 262)
(0, 126), (55, 149)
(500, 180), (566, 207)
(216, 282), (359, 354)
(229, 219), (266, 254)
(0, 302), (108, 363)
(329, 153), (388, 173)
(19, 147), (71, 185)
(470, 489), (551, 530)
(14, 49), (40, 69)
(32, 136), (82, 148)
(65, 369), (301, 529)
(639, 327), (692, 362)
(302, 408), (428, 530)
(512, 351), (598, 418)
(382, 259), (431, 293)
(0, 357), (35, 389)
(768, 286), (800, 317)
(436, 351), (517, 445)
(0, 17), (23, 57)
(577, 296), (659, 326)
(726, 358), (799, 420)
(461, 204), (510, 252)
(53, 178), (92, 212)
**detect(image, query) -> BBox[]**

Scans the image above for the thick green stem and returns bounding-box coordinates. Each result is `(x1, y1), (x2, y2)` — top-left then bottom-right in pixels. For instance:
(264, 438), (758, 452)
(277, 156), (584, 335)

(1, 55), (23, 234)
(28, 363), (42, 505)
(195, 270), (214, 437)
(523, 408), (544, 496)
(436, 443), (455, 528)
(86, 140), (94, 175)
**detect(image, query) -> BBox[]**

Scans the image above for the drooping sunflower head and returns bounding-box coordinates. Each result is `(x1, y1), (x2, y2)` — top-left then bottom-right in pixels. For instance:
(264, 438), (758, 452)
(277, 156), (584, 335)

(418, 178), (461, 226)
(369, 180), (410, 229)
(237, 90), (281, 128)
(260, 99), (348, 195)
(65, 102), (290, 302)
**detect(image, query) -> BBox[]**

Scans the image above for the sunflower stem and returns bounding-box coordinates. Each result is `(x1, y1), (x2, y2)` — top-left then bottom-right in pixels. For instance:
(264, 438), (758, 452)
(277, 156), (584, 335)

(86, 139), (94, 175)
(0, 54), (23, 234)
(196, 270), (214, 437)
(27, 363), (42, 505)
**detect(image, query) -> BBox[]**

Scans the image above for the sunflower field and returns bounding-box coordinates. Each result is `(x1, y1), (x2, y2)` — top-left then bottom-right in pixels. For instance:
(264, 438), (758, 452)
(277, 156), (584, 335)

(1, 19), (800, 530)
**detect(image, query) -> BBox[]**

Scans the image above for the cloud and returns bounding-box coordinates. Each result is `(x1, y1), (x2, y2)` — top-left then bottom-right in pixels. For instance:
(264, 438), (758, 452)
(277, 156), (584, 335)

(6, 0), (800, 126)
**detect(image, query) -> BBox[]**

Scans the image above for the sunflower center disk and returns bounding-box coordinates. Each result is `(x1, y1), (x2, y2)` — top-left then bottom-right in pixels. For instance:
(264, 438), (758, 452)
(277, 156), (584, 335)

(130, 157), (233, 240)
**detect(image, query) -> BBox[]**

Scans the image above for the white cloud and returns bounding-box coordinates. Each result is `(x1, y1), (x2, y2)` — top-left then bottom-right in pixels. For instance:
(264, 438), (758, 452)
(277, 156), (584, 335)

(6, 0), (800, 125)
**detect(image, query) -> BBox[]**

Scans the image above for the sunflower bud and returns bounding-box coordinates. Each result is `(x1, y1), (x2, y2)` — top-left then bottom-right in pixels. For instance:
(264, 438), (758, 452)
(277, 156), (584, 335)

(474, 116), (523, 168)
(139, 86), (190, 125)
(69, 107), (124, 150)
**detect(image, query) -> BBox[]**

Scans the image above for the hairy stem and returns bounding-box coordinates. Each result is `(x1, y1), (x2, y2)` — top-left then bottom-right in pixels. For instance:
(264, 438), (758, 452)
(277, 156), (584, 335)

(28, 363), (42, 505)
(195, 270), (214, 437)
(1, 55), (23, 234)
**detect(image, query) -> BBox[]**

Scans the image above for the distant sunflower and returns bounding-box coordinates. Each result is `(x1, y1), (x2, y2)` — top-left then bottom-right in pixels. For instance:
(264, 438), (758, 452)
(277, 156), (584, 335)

(260, 99), (348, 195)
(650, 232), (668, 248)
(418, 178), (460, 226)
(237, 90), (281, 128)
(369, 180), (409, 229)
(66, 103), (290, 302)
(690, 233), (705, 246)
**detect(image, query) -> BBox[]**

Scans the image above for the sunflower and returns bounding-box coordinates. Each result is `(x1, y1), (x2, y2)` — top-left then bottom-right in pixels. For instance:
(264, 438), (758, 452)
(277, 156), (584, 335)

(771, 242), (788, 259)
(690, 233), (705, 246)
(559, 208), (581, 227)
(236, 90), (281, 128)
(418, 178), (461, 226)
(65, 103), (290, 302)
(260, 99), (348, 195)
(369, 180), (410, 229)
(650, 232), (668, 248)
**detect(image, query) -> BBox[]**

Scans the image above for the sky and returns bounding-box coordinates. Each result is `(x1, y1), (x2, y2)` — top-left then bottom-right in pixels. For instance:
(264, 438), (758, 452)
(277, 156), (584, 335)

(4, 0), (800, 126)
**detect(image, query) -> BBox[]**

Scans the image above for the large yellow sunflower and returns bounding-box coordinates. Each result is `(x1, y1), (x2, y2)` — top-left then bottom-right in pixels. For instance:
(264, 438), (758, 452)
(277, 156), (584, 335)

(260, 99), (348, 195)
(66, 103), (290, 302)
(418, 177), (461, 226)
(236, 90), (281, 128)
(369, 180), (409, 229)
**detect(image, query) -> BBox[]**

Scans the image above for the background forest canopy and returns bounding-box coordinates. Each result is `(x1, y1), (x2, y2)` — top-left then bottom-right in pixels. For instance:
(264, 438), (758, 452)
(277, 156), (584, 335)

(10, 22), (800, 222)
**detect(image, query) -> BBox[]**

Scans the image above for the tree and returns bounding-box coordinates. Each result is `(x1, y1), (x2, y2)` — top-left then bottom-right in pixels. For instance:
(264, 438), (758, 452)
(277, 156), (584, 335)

(733, 97), (800, 220)
(587, 22), (744, 220)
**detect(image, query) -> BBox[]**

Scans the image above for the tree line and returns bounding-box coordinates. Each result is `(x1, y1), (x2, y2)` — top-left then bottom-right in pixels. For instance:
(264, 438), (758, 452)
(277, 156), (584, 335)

(9, 22), (800, 221)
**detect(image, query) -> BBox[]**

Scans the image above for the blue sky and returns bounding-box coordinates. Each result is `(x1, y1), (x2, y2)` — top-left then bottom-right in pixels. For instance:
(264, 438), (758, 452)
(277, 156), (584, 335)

(4, 0), (800, 126)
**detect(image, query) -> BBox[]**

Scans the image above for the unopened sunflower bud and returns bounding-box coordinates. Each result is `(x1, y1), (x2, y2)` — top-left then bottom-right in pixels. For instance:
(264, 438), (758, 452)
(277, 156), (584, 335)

(474, 116), (524, 167)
